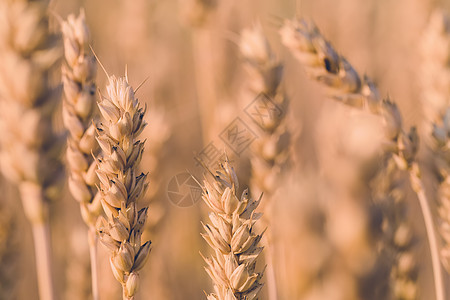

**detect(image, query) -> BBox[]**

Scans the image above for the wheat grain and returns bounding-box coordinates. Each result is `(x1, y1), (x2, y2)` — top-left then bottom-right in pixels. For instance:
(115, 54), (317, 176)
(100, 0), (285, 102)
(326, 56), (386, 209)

(0, 1), (63, 299)
(95, 73), (151, 300)
(200, 159), (264, 300)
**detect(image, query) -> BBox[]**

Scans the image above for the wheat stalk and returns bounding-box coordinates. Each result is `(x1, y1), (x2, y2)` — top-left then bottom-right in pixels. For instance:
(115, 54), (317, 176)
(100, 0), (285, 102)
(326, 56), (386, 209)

(0, 200), (18, 300)
(200, 159), (264, 300)
(95, 73), (151, 300)
(183, 0), (220, 144)
(280, 18), (437, 300)
(0, 1), (63, 299)
(64, 227), (93, 300)
(181, 0), (217, 27)
(61, 10), (101, 300)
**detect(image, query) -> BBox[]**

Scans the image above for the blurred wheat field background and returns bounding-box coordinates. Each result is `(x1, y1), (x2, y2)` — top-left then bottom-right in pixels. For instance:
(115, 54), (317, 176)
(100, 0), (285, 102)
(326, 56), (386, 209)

(2, 0), (450, 299)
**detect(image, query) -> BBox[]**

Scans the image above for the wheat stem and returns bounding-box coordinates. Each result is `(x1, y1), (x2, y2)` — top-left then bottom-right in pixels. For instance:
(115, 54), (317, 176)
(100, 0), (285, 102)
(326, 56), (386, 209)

(32, 221), (55, 300)
(186, 0), (218, 143)
(409, 163), (444, 300)
(264, 241), (278, 300)
(192, 29), (217, 143)
(122, 285), (133, 300)
(88, 227), (99, 300)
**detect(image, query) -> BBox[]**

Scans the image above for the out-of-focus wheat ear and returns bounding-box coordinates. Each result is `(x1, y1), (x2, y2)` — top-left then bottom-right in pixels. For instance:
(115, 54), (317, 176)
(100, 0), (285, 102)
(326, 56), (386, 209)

(430, 106), (450, 274)
(239, 24), (291, 300)
(0, 1), (63, 300)
(94, 72), (151, 300)
(420, 10), (450, 129)
(280, 19), (381, 112)
(369, 154), (418, 300)
(420, 11), (450, 283)
(280, 18), (443, 300)
(200, 159), (264, 300)
(180, 0), (217, 27)
(61, 10), (101, 300)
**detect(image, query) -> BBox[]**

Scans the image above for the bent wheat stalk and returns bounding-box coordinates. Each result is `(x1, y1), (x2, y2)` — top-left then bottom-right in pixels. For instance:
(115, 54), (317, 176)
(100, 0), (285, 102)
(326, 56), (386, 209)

(0, 1), (63, 300)
(95, 73), (151, 300)
(280, 19), (441, 300)
(61, 10), (101, 300)
(200, 159), (265, 300)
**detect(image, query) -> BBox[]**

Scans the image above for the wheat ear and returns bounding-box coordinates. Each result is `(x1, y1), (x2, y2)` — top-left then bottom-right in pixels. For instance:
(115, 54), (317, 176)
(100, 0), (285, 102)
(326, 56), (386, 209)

(239, 24), (290, 300)
(0, 1), (63, 299)
(280, 19), (441, 300)
(422, 10), (450, 280)
(95, 74), (151, 300)
(61, 10), (101, 300)
(239, 24), (290, 199)
(200, 159), (264, 300)
(420, 10), (450, 127)
(433, 109), (450, 270)
(280, 19), (381, 111)
(369, 154), (418, 299)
